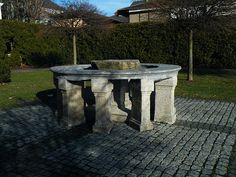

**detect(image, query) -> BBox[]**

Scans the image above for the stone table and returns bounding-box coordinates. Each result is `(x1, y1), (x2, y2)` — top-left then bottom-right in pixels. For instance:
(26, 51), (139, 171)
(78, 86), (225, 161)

(51, 63), (181, 133)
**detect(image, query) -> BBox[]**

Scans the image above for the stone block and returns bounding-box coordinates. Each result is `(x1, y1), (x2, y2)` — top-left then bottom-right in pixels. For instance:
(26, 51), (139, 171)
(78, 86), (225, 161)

(92, 79), (114, 133)
(57, 78), (85, 129)
(111, 80), (131, 122)
(91, 60), (140, 70)
(128, 79), (154, 132)
(154, 77), (177, 124)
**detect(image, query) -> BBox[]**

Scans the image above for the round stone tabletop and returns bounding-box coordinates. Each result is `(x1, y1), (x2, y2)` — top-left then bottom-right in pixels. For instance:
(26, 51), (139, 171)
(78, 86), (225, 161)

(51, 64), (181, 80)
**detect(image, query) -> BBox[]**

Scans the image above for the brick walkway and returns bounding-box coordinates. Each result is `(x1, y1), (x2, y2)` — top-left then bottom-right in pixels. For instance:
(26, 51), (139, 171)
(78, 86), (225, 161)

(0, 97), (236, 177)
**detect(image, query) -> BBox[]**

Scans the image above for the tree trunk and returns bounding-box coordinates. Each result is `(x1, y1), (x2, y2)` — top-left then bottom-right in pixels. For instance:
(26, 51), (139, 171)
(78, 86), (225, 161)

(188, 30), (193, 81)
(73, 33), (77, 65)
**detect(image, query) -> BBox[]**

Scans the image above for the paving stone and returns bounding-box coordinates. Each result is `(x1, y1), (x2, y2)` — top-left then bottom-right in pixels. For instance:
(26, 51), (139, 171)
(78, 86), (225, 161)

(175, 169), (188, 177)
(126, 173), (137, 177)
(188, 170), (201, 177)
(0, 98), (236, 176)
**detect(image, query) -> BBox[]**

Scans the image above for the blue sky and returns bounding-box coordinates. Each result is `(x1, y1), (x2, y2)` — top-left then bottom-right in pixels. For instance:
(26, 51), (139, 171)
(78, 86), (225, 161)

(55, 0), (131, 16)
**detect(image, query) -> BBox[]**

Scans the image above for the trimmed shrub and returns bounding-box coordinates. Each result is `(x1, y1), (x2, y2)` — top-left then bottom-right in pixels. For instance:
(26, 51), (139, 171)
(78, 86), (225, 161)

(0, 60), (11, 83)
(0, 20), (72, 68)
(76, 22), (236, 69)
(0, 20), (235, 69)
(3, 51), (22, 67)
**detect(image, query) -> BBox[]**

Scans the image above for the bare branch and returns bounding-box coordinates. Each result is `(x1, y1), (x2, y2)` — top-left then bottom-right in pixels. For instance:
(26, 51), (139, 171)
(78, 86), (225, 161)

(146, 0), (236, 29)
(1, 0), (45, 22)
(51, 0), (110, 32)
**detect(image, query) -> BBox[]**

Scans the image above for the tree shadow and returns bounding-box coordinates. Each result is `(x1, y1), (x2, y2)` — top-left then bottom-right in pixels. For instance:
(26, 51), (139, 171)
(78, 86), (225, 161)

(174, 119), (235, 134)
(180, 68), (236, 78)
(36, 87), (96, 131)
(0, 104), (95, 176)
(36, 89), (57, 114)
(83, 87), (96, 129)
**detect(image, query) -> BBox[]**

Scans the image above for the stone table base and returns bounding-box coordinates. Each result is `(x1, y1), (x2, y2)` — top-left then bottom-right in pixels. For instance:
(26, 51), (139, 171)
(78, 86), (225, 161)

(129, 79), (154, 132)
(154, 76), (177, 124)
(57, 78), (85, 129)
(92, 79), (114, 133)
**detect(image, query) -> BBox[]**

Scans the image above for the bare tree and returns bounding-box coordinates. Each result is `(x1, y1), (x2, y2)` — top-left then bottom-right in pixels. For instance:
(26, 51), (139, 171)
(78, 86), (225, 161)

(1, 0), (45, 22)
(147, 0), (236, 81)
(25, 0), (45, 22)
(51, 0), (108, 64)
(1, 0), (24, 20)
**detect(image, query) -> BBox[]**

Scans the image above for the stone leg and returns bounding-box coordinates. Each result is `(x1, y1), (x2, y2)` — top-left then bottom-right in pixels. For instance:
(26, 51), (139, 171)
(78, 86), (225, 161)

(91, 79), (113, 133)
(111, 80), (131, 122)
(154, 76), (177, 124)
(57, 78), (85, 129)
(129, 79), (154, 132)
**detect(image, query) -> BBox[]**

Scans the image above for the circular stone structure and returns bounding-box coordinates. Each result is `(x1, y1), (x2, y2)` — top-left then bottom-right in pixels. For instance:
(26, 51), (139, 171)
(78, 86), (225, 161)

(51, 63), (181, 80)
(51, 62), (181, 133)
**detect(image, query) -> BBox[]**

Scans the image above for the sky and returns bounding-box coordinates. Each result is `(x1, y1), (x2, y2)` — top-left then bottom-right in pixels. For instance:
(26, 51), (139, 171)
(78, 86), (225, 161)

(55, 0), (131, 16)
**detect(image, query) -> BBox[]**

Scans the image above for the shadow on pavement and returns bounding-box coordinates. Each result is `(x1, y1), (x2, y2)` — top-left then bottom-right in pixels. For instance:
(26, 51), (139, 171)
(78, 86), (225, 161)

(36, 89), (57, 113)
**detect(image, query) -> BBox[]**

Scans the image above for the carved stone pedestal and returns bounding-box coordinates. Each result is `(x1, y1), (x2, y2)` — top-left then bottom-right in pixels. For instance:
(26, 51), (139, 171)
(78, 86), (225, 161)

(57, 78), (85, 129)
(154, 77), (177, 124)
(129, 79), (154, 132)
(92, 79), (113, 133)
(111, 80), (131, 122)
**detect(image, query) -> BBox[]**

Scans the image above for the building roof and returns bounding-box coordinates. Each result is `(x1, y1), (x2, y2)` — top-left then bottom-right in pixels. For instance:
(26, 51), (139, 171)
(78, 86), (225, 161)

(109, 15), (129, 23)
(130, 1), (145, 7)
(116, 1), (157, 14)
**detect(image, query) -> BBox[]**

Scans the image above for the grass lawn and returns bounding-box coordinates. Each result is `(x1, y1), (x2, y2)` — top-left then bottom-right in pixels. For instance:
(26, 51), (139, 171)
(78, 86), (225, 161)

(0, 69), (235, 110)
(0, 70), (54, 109)
(176, 71), (236, 102)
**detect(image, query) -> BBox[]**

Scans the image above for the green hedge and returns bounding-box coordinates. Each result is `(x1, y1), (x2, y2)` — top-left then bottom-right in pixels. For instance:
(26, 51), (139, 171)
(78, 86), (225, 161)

(76, 22), (236, 68)
(0, 60), (11, 83)
(0, 20), (72, 68)
(0, 20), (235, 69)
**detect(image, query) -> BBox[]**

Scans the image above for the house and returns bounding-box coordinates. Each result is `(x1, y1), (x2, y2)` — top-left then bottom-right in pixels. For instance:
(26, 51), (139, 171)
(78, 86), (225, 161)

(113, 0), (164, 23)
(109, 15), (129, 24)
(113, 0), (236, 24)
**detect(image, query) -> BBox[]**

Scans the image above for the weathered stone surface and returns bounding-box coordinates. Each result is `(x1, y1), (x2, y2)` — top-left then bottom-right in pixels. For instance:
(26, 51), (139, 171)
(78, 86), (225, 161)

(51, 63), (181, 133)
(111, 80), (131, 122)
(91, 59), (140, 70)
(91, 79), (114, 133)
(56, 78), (85, 128)
(154, 76), (177, 124)
(50, 63), (181, 80)
(52, 63), (181, 132)
(128, 79), (154, 131)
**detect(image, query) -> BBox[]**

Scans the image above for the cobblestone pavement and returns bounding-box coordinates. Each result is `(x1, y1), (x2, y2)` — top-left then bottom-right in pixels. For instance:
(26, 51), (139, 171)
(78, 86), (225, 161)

(0, 97), (236, 177)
